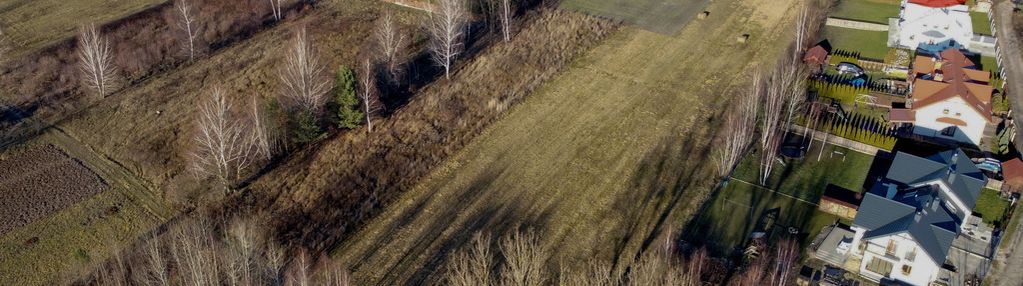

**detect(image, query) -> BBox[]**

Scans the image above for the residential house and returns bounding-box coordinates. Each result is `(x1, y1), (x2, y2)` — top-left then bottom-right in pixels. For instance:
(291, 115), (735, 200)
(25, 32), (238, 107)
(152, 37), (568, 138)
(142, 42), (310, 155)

(893, 0), (973, 50)
(848, 148), (986, 286)
(889, 48), (993, 145)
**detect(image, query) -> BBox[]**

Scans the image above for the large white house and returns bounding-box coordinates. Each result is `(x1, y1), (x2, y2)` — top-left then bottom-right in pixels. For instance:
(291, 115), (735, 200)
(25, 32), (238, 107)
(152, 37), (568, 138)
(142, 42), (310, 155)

(889, 48), (993, 145)
(894, 0), (974, 50)
(848, 149), (986, 286)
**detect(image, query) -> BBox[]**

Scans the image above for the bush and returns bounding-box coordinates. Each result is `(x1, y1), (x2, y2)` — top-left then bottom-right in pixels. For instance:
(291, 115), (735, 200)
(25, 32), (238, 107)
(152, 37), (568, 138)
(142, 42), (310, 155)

(290, 110), (322, 144)
(335, 65), (363, 129)
(824, 112), (897, 150)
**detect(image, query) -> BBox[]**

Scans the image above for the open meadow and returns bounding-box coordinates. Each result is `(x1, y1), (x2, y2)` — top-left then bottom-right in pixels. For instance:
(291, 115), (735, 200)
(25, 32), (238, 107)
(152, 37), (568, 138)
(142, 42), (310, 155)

(331, 0), (805, 283)
(0, 0), (166, 58)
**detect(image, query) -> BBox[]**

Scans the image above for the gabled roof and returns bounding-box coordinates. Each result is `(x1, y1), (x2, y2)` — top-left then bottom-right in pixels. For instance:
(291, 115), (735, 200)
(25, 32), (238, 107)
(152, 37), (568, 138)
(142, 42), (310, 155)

(855, 184), (962, 265)
(908, 0), (966, 8)
(910, 49), (993, 121)
(886, 149), (986, 208)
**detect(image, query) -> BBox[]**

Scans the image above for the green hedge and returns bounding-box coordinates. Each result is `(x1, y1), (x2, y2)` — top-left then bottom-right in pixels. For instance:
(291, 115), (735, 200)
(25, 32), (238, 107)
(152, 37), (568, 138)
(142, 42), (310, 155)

(810, 80), (869, 105)
(823, 112), (898, 150)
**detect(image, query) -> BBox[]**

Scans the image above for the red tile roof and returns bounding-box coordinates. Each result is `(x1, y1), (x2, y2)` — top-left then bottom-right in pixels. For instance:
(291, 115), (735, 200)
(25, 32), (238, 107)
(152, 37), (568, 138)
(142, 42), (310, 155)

(803, 45), (829, 65)
(890, 108), (916, 122)
(908, 0), (966, 8)
(1003, 158), (1023, 192)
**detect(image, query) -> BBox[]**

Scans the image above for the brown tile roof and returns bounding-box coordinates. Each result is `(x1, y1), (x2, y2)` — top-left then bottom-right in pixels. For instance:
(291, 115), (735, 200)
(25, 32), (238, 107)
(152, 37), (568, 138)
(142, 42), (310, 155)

(936, 117), (968, 126)
(890, 108), (916, 122)
(910, 49), (993, 123)
(803, 45), (829, 65)
(1003, 158), (1023, 192)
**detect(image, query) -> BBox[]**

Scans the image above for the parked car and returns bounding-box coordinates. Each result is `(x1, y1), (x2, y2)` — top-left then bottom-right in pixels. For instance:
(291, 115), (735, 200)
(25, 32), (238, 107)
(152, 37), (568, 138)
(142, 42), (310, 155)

(836, 62), (864, 77)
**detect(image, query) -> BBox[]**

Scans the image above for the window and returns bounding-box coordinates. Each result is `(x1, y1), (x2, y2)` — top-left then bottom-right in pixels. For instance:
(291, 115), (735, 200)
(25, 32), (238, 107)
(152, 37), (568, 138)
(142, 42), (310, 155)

(943, 108), (950, 114)
(941, 126), (956, 137)
(886, 239), (898, 256)
(955, 112), (961, 117)
(902, 264), (913, 275)
(905, 247), (917, 262)
(866, 257), (894, 277)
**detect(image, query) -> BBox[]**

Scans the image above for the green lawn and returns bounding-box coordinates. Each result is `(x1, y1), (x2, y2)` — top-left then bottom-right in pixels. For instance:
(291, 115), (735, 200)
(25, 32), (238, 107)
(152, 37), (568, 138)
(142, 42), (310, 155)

(980, 55), (999, 74)
(830, 0), (901, 24)
(972, 11), (993, 36)
(820, 26), (891, 60)
(685, 143), (876, 254)
(561, 0), (712, 34)
(975, 188), (1012, 227)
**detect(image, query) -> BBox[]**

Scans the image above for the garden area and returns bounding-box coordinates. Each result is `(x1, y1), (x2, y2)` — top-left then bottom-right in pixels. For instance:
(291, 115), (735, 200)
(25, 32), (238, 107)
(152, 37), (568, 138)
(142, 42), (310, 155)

(974, 188), (1013, 228)
(684, 142), (878, 255)
(972, 11), (993, 36)
(820, 26), (891, 60)
(829, 0), (901, 24)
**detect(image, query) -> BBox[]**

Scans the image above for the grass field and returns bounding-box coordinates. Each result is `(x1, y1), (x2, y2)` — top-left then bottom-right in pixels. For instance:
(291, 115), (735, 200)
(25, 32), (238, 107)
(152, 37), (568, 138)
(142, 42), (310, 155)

(0, 0), (166, 58)
(331, 0), (803, 284)
(684, 142), (876, 254)
(562, 0), (711, 34)
(975, 188), (1012, 227)
(972, 11), (993, 36)
(830, 0), (901, 24)
(820, 26), (890, 60)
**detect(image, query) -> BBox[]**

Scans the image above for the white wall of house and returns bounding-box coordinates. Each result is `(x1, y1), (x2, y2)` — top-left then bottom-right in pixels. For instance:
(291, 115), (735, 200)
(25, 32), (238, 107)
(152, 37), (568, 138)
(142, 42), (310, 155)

(859, 233), (942, 286)
(912, 97), (988, 145)
(897, 0), (974, 49)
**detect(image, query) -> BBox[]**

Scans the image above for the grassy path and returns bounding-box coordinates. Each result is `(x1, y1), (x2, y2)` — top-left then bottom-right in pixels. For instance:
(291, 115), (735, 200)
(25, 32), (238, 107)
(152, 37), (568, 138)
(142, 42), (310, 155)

(333, 0), (802, 284)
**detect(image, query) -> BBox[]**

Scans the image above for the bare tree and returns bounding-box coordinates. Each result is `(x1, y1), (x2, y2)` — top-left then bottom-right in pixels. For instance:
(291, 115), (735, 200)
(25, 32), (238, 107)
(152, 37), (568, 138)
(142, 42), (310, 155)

(791, 4), (810, 64)
(269, 0), (284, 21)
(279, 27), (330, 114)
(500, 0), (513, 42)
(288, 248), (313, 286)
(427, 0), (468, 79)
(446, 233), (493, 286)
(190, 87), (255, 190)
(144, 235), (170, 286)
(249, 96), (280, 161)
(77, 23), (117, 97)
(758, 68), (787, 185)
(175, 0), (200, 61)
(500, 231), (548, 286)
(715, 82), (761, 178)
(731, 256), (767, 286)
(375, 12), (407, 82)
(769, 239), (800, 286)
(359, 60), (379, 132)
(174, 217), (220, 286)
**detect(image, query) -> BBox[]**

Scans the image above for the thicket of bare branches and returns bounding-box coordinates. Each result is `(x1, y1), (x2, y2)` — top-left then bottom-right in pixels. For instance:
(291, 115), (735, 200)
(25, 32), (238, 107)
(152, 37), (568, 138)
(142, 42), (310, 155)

(279, 27), (330, 115)
(77, 23), (118, 97)
(84, 215), (351, 286)
(427, 0), (468, 79)
(374, 12), (407, 82)
(189, 87), (256, 190)
(175, 0), (201, 61)
(499, 232), (547, 286)
(446, 234), (494, 286)
(250, 96), (282, 161)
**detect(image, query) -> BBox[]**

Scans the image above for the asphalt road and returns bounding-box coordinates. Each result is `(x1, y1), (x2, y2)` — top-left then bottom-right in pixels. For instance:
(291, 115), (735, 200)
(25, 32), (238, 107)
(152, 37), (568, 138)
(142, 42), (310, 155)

(987, 2), (1023, 286)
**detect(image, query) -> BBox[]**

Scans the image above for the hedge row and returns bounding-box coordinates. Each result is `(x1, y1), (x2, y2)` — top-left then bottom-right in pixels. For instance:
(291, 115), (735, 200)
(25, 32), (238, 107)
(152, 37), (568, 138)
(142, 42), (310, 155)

(823, 111), (897, 150)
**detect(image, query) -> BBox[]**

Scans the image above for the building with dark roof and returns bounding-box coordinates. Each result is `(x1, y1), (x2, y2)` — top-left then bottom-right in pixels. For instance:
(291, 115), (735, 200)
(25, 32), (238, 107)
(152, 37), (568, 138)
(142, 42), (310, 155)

(848, 148), (986, 285)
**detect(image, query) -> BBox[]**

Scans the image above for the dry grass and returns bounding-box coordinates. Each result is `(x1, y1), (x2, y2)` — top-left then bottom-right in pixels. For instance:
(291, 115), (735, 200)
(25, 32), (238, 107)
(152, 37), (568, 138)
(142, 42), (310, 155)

(331, 0), (803, 284)
(0, 0), (165, 59)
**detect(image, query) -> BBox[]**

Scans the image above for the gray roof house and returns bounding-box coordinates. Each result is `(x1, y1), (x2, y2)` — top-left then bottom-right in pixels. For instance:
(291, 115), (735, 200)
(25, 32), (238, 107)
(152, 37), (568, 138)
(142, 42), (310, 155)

(848, 148), (987, 286)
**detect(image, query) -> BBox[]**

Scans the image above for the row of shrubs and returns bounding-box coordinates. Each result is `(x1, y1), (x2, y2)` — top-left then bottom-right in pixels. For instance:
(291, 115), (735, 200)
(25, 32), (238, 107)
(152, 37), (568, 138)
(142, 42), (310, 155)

(809, 79), (871, 104)
(821, 111), (898, 150)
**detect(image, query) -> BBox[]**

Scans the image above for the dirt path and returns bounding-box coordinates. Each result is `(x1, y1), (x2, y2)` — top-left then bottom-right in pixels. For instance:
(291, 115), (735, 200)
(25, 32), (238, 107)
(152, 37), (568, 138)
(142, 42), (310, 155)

(987, 2), (1023, 285)
(332, 0), (801, 284)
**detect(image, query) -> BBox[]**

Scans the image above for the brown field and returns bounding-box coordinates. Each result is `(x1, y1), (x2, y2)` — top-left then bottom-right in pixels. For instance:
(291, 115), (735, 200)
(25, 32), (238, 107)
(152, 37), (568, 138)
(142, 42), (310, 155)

(0, 144), (107, 235)
(331, 0), (801, 284)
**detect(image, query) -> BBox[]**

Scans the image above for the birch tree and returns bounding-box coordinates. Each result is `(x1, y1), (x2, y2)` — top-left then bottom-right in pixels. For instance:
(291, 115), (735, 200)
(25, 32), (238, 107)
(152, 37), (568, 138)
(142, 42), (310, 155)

(359, 60), (379, 132)
(769, 239), (800, 286)
(176, 0), (200, 61)
(446, 233), (493, 286)
(759, 70), (787, 185)
(375, 13), (407, 82)
(500, 0), (513, 42)
(499, 232), (548, 286)
(77, 24), (118, 97)
(249, 96), (279, 161)
(269, 0), (284, 21)
(190, 87), (255, 190)
(279, 27), (330, 115)
(427, 0), (468, 79)
(716, 79), (761, 178)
